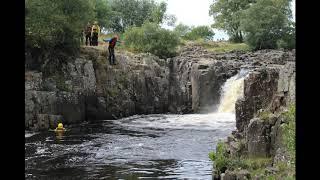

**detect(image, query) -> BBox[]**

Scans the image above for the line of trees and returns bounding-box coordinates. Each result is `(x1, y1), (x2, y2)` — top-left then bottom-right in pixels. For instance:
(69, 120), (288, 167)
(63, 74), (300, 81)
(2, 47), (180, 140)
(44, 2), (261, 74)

(209, 0), (295, 49)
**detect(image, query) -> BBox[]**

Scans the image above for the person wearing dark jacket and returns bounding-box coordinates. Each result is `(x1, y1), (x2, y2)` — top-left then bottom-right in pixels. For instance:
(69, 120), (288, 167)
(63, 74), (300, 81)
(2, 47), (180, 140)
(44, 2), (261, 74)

(84, 22), (92, 46)
(103, 35), (120, 65)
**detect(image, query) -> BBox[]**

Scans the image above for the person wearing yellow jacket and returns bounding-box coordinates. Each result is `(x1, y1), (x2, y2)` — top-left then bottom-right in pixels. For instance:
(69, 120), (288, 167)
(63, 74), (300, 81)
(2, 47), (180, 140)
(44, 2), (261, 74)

(91, 21), (100, 46)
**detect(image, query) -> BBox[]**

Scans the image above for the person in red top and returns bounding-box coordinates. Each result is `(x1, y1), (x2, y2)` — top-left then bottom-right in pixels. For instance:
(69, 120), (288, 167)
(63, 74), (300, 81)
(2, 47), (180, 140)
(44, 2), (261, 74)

(104, 35), (120, 65)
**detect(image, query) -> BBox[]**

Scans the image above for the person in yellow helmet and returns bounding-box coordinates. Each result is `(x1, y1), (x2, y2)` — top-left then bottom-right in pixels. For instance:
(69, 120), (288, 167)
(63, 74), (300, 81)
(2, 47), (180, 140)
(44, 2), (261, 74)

(54, 123), (66, 132)
(91, 21), (100, 46)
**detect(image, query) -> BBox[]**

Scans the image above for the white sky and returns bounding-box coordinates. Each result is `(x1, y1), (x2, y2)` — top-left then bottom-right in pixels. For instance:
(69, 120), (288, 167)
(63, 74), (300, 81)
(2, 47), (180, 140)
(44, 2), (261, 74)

(159, 0), (296, 40)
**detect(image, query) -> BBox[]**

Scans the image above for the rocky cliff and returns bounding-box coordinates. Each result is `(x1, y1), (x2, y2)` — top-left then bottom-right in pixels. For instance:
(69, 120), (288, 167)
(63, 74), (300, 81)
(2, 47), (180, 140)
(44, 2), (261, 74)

(211, 50), (295, 179)
(25, 45), (295, 134)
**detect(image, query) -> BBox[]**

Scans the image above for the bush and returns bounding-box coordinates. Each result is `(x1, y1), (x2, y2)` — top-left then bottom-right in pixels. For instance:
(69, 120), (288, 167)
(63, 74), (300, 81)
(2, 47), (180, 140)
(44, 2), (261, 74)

(212, 141), (230, 173)
(123, 22), (180, 58)
(184, 26), (215, 40)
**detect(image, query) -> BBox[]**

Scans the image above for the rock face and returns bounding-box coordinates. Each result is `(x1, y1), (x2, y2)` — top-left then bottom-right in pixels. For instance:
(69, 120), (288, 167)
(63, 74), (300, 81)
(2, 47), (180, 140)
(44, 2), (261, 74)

(25, 45), (246, 130)
(214, 50), (295, 178)
(246, 118), (271, 157)
(169, 46), (242, 113)
(25, 46), (295, 132)
(235, 67), (280, 132)
(236, 61), (295, 157)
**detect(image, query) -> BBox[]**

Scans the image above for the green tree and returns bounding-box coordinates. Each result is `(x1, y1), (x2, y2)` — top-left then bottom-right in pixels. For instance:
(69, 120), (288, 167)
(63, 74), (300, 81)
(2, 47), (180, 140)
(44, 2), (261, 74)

(184, 26), (215, 40)
(93, 0), (112, 30)
(148, 1), (167, 24)
(277, 21), (295, 49)
(174, 23), (191, 37)
(108, 0), (167, 32)
(123, 22), (180, 58)
(25, 0), (95, 69)
(240, 0), (294, 49)
(209, 0), (254, 43)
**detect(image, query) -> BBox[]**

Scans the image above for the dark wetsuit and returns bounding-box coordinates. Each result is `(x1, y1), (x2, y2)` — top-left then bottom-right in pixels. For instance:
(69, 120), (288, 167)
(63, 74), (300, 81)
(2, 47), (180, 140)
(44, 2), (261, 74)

(85, 25), (92, 46)
(108, 37), (117, 65)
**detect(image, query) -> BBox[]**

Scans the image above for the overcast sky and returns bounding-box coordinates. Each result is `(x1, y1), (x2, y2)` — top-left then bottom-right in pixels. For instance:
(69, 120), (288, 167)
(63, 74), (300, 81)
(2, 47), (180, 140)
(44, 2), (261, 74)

(160, 0), (296, 40)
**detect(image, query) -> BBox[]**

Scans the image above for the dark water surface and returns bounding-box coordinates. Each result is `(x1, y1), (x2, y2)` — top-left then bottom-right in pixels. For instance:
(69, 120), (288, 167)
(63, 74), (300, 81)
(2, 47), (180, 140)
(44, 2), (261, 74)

(25, 113), (235, 179)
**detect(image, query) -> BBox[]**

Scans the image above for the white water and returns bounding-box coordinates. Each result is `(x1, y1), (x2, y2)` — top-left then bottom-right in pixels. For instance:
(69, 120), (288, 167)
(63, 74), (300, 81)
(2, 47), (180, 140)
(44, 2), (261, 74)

(217, 69), (249, 113)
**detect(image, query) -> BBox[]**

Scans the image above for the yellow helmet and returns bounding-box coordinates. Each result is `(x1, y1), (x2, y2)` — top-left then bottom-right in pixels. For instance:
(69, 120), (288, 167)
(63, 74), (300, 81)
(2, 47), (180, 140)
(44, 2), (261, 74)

(94, 21), (98, 25)
(57, 123), (63, 129)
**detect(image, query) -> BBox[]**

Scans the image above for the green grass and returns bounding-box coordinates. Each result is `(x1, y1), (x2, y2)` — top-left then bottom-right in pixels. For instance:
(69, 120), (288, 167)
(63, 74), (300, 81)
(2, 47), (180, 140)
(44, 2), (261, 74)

(282, 103), (296, 163)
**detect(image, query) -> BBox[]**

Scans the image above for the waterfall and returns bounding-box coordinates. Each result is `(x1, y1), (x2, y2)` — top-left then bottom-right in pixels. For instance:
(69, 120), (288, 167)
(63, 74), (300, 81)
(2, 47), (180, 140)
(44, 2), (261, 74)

(217, 69), (249, 113)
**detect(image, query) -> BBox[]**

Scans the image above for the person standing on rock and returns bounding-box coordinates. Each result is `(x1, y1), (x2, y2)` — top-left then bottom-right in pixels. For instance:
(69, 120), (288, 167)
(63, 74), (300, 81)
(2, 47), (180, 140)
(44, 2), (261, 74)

(103, 35), (121, 65)
(84, 22), (92, 46)
(91, 21), (100, 46)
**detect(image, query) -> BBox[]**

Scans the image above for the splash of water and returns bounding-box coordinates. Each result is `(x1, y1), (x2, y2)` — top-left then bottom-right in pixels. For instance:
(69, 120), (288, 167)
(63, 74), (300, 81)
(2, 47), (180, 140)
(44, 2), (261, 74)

(217, 69), (249, 113)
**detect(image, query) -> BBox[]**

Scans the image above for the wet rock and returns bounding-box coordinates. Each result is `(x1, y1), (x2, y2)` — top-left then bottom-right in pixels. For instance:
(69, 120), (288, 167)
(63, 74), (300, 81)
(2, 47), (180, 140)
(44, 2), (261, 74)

(36, 114), (63, 130)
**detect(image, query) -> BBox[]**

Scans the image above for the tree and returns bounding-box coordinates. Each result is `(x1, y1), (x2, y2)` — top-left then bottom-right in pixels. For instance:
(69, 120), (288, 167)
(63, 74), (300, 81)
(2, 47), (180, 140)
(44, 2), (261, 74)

(123, 22), (180, 58)
(93, 0), (112, 30)
(25, 0), (95, 69)
(209, 0), (254, 43)
(184, 26), (215, 40)
(148, 1), (167, 24)
(277, 21), (295, 49)
(240, 0), (294, 49)
(107, 0), (167, 32)
(174, 23), (191, 37)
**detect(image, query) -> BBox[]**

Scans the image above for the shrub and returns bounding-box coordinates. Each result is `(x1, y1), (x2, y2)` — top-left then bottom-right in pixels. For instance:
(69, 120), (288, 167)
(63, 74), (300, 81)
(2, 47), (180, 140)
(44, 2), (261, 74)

(212, 141), (230, 173)
(123, 22), (180, 58)
(184, 26), (215, 40)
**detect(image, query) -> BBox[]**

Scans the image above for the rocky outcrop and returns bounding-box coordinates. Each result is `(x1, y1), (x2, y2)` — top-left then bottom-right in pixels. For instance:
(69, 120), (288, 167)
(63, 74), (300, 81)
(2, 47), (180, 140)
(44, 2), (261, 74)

(213, 51), (295, 179)
(25, 47), (171, 130)
(169, 46), (242, 113)
(25, 45), (295, 132)
(26, 45), (247, 130)
(235, 67), (280, 132)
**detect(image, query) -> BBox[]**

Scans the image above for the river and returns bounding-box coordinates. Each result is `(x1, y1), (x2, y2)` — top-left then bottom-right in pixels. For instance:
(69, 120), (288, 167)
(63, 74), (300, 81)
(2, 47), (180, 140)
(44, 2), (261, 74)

(25, 70), (248, 179)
